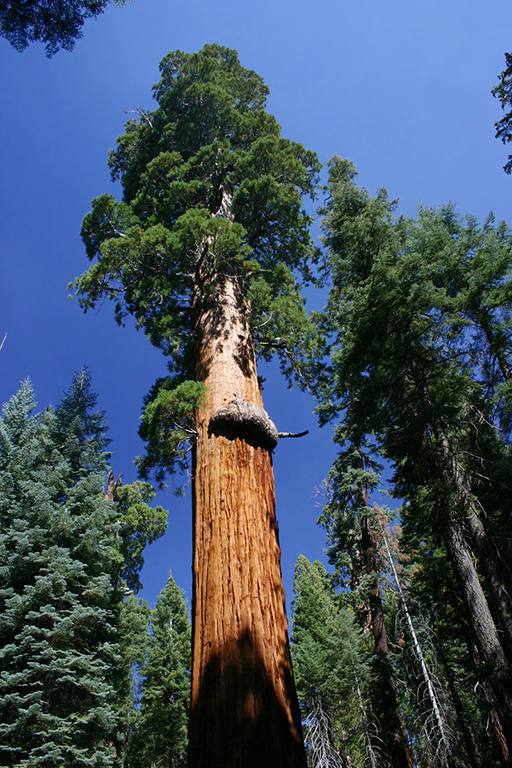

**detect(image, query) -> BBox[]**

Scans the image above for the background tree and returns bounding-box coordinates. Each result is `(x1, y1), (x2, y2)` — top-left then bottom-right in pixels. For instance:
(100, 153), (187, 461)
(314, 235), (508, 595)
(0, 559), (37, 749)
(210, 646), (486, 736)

(317, 157), (512, 762)
(318, 439), (412, 768)
(117, 593), (151, 766)
(493, 53), (512, 173)
(74, 44), (321, 767)
(0, 371), (167, 766)
(0, 0), (128, 56)
(130, 572), (191, 768)
(0, 379), (121, 766)
(392, 535), (498, 768)
(291, 555), (374, 768)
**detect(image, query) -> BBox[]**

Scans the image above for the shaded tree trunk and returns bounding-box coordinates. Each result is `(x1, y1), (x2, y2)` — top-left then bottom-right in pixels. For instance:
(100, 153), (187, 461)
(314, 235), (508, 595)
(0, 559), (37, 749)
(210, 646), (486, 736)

(435, 425), (512, 658)
(187, 272), (306, 767)
(441, 501), (512, 765)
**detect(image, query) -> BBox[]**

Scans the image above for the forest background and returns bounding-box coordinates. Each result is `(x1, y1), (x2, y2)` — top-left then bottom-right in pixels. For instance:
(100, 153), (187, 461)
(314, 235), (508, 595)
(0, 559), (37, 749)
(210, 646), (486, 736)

(1, 0), (511, 611)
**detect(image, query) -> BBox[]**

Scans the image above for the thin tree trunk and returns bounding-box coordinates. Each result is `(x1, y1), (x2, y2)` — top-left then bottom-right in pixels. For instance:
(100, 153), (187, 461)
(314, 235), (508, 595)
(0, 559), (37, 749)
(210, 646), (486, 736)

(358, 478), (412, 768)
(379, 517), (454, 768)
(187, 269), (306, 767)
(352, 659), (377, 768)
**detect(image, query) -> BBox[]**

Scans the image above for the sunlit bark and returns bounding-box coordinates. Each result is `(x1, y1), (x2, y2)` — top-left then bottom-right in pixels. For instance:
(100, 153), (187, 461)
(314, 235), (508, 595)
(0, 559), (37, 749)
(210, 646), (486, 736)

(187, 270), (306, 767)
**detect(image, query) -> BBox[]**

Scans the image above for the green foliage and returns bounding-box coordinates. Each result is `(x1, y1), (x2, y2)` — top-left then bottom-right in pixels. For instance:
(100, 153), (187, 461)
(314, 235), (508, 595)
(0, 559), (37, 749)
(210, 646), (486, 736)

(493, 52), (512, 173)
(116, 481), (168, 592)
(0, 372), (169, 766)
(317, 157), (512, 764)
(53, 365), (111, 480)
(0, 380), (121, 766)
(0, 0), (128, 56)
(291, 555), (373, 766)
(318, 434), (383, 592)
(136, 379), (206, 489)
(73, 44), (322, 480)
(116, 594), (151, 766)
(319, 156), (512, 540)
(129, 572), (191, 768)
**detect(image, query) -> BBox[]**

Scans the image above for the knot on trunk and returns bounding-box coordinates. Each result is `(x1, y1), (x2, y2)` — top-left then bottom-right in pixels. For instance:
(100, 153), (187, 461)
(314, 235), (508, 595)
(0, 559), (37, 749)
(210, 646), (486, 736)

(209, 398), (279, 450)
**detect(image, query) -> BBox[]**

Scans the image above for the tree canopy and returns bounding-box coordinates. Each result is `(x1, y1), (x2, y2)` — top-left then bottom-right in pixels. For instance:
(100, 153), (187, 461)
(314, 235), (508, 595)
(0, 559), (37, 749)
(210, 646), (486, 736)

(0, 0), (128, 56)
(0, 371), (168, 766)
(316, 156), (512, 763)
(493, 52), (512, 173)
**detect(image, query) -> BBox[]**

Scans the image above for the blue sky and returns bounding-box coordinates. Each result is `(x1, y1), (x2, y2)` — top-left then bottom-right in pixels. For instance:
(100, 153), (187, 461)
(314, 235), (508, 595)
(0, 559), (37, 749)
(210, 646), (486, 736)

(1, 0), (511, 610)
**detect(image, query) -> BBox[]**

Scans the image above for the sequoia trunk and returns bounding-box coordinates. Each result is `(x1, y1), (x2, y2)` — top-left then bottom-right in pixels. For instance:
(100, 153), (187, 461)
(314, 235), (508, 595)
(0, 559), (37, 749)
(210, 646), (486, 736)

(187, 274), (306, 767)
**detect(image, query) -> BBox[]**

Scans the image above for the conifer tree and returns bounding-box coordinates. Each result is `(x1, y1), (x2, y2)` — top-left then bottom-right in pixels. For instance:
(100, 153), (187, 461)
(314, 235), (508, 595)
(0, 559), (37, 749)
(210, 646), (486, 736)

(0, 380), (121, 766)
(117, 593), (151, 765)
(130, 572), (191, 768)
(317, 157), (512, 762)
(0, 371), (167, 766)
(318, 439), (412, 768)
(73, 44), (321, 766)
(493, 53), (512, 173)
(291, 555), (373, 768)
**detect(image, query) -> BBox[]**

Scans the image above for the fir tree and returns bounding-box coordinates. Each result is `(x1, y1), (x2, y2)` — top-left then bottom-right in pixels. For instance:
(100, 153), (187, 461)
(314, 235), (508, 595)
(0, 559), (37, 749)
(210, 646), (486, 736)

(291, 555), (373, 768)
(132, 572), (191, 768)
(0, 380), (121, 766)
(318, 439), (413, 768)
(117, 594), (151, 766)
(0, 371), (167, 766)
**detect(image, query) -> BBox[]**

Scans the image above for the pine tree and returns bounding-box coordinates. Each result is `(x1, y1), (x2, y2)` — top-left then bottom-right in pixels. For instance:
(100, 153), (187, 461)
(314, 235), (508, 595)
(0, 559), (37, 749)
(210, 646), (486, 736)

(318, 439), (412, 768)
(73, 44), (321, 766)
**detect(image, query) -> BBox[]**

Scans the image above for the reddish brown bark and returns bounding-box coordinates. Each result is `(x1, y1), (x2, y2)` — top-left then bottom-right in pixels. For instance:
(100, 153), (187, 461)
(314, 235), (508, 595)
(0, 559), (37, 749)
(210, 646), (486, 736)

(187, 275), (306, 767)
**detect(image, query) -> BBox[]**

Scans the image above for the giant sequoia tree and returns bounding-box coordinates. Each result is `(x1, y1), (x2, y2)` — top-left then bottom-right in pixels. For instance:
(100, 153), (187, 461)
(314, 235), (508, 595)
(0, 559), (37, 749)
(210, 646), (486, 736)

(74, 44), (320, 767)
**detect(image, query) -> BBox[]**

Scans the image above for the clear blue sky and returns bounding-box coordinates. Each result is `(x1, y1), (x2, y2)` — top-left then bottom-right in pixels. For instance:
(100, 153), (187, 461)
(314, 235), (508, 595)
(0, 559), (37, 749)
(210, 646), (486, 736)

(1, 0), (511, 610)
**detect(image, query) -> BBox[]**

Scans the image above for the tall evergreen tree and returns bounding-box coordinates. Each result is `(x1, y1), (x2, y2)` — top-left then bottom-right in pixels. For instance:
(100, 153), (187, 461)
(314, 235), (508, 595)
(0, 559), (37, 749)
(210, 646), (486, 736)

(0, 371), (167, 766)
(317, 157), (512, 762)
(0, 380), (121, 766)
(73, 44), (321, 766)
(291, 555), (374, 768)
(318, 440), (413, 768)
(130, 572), (191, 768)
(117, 593), (151, 766)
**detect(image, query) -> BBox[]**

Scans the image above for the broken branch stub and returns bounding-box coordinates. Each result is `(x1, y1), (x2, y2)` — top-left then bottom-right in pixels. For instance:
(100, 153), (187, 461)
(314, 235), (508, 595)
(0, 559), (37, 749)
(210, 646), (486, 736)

(209, 398), (280, 450)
